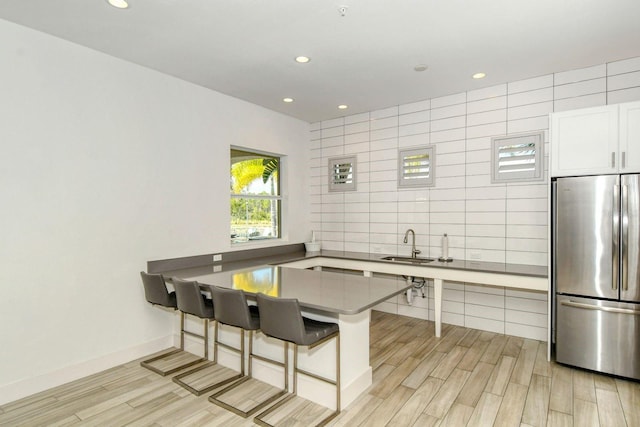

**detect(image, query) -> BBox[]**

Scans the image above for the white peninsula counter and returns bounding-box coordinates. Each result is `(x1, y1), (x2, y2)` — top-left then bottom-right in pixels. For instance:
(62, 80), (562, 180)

(156, 247), (548, 410)
(170, 264), (411, 410)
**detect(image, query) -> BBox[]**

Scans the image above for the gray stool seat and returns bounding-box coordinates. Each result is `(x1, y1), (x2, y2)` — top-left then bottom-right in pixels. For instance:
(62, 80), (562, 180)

(141, 271), (177, 308)
(256, 293), (339, 347)
(212, 286), (260, 331)
(299, 317), (339, 346)
(175, 285), (260, 397)
(168, 278), (225, 395)
(208, 287), (286, 417)
(254, 293), (340, 427)
(140, 272), (202, 376)
(173, 278), (214, 319)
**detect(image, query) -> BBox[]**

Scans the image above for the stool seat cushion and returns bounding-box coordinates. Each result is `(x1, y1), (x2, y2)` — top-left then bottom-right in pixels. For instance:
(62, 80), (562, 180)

(167, 291), (177, 307)
(300, 316), (339, 346)
(256, 293), (339, 346)
(248, 305), (261, 330)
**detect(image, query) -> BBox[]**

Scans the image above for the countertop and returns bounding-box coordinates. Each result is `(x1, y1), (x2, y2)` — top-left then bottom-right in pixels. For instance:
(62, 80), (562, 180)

(160, 249), (547, 279)
(160, 249), (547, 315)
(171, 265), (411, 315)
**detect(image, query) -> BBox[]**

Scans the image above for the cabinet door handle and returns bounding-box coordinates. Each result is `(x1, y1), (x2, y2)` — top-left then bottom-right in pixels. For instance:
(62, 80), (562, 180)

(622, 151), (626, 168)
(612, 152), (616, 168)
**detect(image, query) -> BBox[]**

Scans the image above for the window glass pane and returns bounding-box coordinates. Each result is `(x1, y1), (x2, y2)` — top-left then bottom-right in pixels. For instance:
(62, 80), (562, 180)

(230, 148), (281, 244)
(230, 198), (280, 243)
(230, 149), (279, 196)
(332, 161), (354, 184)
(328, 156), (357, 192)
(398, 146), (435, 187)
(491, 132), (543, 183)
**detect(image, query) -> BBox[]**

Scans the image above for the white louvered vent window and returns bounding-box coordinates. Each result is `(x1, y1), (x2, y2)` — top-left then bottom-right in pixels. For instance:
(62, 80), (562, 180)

(328, 156), (357, 192)
(398, 145), (435, 188)
(491, 132), (544, 183)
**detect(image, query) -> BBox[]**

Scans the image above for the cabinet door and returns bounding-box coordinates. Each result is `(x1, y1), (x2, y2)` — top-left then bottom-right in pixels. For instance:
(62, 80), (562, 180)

(551, 105), (619, 177)
(620, 101), (640, 173)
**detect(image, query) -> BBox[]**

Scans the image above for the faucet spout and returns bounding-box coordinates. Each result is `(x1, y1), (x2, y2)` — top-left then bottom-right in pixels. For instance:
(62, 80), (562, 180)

(403, 229), (421, 258)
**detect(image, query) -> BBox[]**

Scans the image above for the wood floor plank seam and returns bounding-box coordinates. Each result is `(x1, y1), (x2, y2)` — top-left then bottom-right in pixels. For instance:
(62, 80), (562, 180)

(2, 311), (639, 427)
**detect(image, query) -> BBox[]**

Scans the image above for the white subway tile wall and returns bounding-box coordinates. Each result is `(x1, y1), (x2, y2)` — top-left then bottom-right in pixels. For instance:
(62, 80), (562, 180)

(309, 56), (640, 340)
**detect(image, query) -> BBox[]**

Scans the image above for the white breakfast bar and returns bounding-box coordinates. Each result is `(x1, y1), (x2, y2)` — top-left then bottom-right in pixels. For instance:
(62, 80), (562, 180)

(162, 250), (548, 410)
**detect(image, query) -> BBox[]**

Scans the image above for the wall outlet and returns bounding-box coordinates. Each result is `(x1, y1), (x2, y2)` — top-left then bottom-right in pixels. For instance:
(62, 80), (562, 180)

(213, 254), (222, 262)
(469, 252), (481, 260)
(213, 265), (222, 272)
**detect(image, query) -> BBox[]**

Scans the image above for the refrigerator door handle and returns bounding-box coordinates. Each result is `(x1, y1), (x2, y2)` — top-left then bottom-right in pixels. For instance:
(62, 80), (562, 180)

(561, 300), (640, 316)
(613, 184), (620, 291)
(622, 184), (629, 291)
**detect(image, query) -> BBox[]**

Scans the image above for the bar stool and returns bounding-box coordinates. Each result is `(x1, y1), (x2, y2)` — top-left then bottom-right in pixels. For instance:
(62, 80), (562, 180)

(173, 285), (256, 397)
(139, 272), (202, 376)
(254, 293), (340, 427)
(208, 286), (285, 416)
(164, 277), (221, 393)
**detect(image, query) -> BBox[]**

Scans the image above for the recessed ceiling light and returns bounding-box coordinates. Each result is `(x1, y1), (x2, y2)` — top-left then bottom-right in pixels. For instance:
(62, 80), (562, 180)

(283, 97), (294, 103)
(414, 64), (428, 72)
(338, 104), (348, 110)
(107, 0), (129, 9)
(472, 72), (486, 79)
(295, 56), (310, 64)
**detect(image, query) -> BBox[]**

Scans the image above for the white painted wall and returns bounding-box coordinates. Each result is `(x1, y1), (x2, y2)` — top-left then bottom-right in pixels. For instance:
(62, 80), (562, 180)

(0, 19), (310, 404)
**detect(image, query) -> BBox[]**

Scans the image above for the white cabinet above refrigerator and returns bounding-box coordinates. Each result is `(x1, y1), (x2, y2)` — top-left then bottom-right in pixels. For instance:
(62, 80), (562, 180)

(550, 101), (640, 177)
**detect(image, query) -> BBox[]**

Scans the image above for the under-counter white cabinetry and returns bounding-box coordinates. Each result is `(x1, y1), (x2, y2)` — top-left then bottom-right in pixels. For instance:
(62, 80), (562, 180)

(551, 101), (640, 177)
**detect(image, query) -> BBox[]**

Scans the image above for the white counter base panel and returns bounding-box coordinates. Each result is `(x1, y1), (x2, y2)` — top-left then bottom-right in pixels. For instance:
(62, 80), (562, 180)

(177, 309), (372, 410)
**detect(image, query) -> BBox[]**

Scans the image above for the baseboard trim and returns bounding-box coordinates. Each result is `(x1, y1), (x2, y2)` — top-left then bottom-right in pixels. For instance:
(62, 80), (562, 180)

(0, 335), (173, 406)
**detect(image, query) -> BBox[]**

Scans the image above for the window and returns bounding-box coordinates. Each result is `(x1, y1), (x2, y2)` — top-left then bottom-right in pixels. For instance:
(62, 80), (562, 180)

(491, 132), (544, 183)
(328, 156), (357, 192)
(230, 148), (281, 243)
(398, 145), (435, 188)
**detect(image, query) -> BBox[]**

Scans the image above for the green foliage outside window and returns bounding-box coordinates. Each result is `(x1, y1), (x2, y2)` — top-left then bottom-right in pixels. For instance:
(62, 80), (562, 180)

(230, 149), (280, 243)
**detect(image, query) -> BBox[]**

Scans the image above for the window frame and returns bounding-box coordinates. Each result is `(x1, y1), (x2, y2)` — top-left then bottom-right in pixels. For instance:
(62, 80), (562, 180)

(398, 145), (436, 188)
(230, 147), (283, 244)
(328, 156), (357, 192)
(491, 131), (544, 183)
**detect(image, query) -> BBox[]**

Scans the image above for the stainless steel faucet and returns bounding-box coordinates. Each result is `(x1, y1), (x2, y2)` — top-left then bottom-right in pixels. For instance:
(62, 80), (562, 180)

(403, 228), (421, 258)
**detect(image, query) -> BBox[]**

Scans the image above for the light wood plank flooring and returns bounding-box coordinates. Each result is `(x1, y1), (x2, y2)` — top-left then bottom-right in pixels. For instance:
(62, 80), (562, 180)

(1, 311), (639, 426)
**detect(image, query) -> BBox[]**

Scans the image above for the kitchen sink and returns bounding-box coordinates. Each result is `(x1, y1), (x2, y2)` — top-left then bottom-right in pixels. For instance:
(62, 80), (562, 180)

(381, 256), (434, 264)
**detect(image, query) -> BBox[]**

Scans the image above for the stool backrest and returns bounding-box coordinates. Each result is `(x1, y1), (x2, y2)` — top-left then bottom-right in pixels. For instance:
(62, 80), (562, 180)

(173, 278), (212, 318)
(211, 286), (256, 330)
(256, 293), (306, 344)
(140, 272), (177, 308)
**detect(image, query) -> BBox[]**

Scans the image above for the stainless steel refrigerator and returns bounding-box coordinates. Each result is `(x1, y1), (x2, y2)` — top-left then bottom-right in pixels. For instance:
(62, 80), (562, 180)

(553, 174), (640, 380)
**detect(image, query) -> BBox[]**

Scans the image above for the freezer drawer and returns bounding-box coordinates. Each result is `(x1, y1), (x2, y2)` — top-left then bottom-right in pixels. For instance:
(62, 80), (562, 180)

(556, 296), (640, 380)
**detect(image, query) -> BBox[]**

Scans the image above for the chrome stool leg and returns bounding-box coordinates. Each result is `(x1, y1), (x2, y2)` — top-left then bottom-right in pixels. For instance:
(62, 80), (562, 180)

(252, 294), (340, 427)
(254, 332), (340, 427)
(173, 318), (239, 396)
(209, 330), (289, 417)
(140, 312), (204, 376)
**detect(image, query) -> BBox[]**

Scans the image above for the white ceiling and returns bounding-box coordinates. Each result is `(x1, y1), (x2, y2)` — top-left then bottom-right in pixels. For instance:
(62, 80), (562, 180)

(1, 0), (640, 123)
